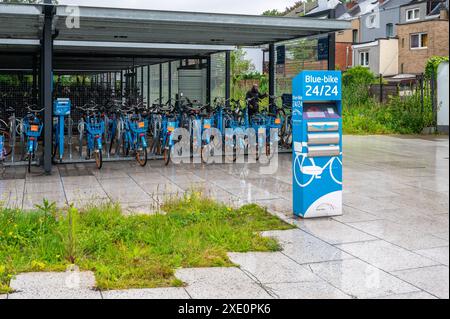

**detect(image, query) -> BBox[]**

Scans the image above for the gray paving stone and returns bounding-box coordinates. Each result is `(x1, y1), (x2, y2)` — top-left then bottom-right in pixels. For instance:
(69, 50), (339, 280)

(22, 192), (68, 210)
(433, 232), (450, 241)
(306, 259), (420, 299)
(8, 271), (101, 299)
(336, 240), (440, 272)
(228, 252), (320, 284)
(347, 219), (449, 250)
(293, 219), (377, 245)
(266, 281), (351, 299)
(332, 205), (380, 223)
(175, 267), (272, 299)
(414, 246), (449, 266)
(262, 229), (353, 264)
(102, 287), (190, 299)
(374, 291), (437, 299)
(393, 266), (449, 299)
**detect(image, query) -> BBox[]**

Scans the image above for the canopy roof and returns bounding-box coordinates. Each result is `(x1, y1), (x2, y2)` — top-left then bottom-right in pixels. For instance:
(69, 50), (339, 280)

(0, 3), (351, 72)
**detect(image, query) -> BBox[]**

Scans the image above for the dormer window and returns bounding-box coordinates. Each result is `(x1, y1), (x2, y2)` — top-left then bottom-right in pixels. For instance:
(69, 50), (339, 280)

(406, 8), (420, 21)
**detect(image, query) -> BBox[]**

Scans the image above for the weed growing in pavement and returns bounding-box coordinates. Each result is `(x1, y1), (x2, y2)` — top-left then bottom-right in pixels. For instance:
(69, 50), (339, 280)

(0, 191), (293, 293)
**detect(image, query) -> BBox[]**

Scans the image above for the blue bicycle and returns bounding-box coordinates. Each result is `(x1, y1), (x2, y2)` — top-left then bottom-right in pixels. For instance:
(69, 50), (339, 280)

(78, 105), (105, 169)
(23, 105), (44, 173)
(121, 107), (149, 166)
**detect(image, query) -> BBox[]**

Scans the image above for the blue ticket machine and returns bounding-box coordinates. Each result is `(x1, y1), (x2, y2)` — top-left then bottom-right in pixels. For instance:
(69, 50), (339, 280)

(53, 98), (71, 162)
(292, 71), (343, 218)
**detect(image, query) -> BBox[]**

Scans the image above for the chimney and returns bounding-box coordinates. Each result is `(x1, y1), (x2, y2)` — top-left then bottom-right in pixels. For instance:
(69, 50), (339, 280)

(346, 1), (358, 9)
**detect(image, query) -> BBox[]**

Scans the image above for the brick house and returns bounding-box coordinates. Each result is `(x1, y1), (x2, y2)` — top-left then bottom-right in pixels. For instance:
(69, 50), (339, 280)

(397, 0), (449, 74)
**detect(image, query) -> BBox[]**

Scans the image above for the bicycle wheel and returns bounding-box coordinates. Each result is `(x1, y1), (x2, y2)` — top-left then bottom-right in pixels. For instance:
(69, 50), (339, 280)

(94, 149), (103, 169)
(28, 152), (32, 173)
(329, 157), (343, 185)
(293, 154), (315, 188)
(0, 131), (12, 157)
(136, 147), (148, 167)
(163, 146), (171, 166)
(122, 137), (130, 157)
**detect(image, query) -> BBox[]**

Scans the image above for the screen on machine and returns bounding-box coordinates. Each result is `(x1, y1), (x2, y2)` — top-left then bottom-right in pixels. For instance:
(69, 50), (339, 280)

(303, 104), (340, 120)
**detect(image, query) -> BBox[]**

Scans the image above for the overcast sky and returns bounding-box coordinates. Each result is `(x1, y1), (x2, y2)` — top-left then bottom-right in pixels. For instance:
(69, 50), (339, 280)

(59, 0), (298, 15)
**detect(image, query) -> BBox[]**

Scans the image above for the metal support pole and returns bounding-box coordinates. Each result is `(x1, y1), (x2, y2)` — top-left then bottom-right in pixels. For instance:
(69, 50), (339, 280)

(159, 64), (163, 104)
(140, 66), (144, 99)
(42, 1), (54, 174)
(206, 56), (211, 105)
(328, 10), (336, 71)
(120, 70), (123, 97)
(32, 55), (38, 105)
(379, 74), (383, 103)
(168, 62), (172, 101)
(147, 66), (151, 107)
(431, 68), (437, 128)
(225, 51), (231, 107)
(269, 43), (276, 112)
(420, 73), (424, 113)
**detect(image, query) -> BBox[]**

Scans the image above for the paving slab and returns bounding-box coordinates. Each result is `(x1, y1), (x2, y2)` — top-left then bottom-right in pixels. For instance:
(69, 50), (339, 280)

(175, 267), (273, 299)
(293, 219), (377, 245)
(262, 229), (352, 264)
(332, 205), (381, 223)
(121, 201), (158, 215)
(64, 186), (108, 203)
(305, 259), (420, 299)
(347, 219), (449, 250)
(414, 246), (449, 266)
(228, 252), (321, 284)
(374, 291), (437, 299)
(8, 271), (101, 299)
(137, 181), (184, 195)
(393, 266), (449, 299)
(335, 240), (439, 272)
(24, 181), (64, 194)
(102, 287), (190, 299)
(22, 192), (68, 210)
(266, 281), (351, 299)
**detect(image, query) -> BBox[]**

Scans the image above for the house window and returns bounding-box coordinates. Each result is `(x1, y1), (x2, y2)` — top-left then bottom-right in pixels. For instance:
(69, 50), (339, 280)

(352, 29), (358, 43)
(360, 51), (369, 67)
(386, 23), (394, 37)
(406, 8), (420, 21)
(410, 33), (428, 49)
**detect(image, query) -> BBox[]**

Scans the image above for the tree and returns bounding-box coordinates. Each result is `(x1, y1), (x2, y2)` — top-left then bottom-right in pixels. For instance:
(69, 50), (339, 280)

(231, 49), (255, 80)
(262, 9), (283, 16)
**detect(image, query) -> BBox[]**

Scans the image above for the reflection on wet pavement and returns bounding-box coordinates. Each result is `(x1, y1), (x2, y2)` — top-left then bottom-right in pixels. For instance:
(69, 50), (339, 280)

(1, 135), (448, 299)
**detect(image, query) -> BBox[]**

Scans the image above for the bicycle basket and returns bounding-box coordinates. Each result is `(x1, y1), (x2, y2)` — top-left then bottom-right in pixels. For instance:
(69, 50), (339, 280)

(130, 119), (148, 134)
(86, 120), (105, 135)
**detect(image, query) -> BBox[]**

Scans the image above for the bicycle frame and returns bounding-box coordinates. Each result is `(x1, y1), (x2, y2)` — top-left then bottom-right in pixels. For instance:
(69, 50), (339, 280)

(85, 115), (105, 153)
(23, 115), (43, 155)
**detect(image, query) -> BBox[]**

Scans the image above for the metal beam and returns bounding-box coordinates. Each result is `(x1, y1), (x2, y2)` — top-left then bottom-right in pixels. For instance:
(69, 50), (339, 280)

(225, 51), (231, 107)
(42, 0), (53, 174)
(168, 62), (172, 101)
(206, 56), (211, 106)
(269, 43), (275, 112)
(159, 63), (163, 104)
(328, 10), (336, 71)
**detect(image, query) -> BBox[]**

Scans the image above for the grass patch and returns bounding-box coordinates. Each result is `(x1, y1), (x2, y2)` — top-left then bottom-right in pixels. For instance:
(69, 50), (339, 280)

(0, 192), (293, 293)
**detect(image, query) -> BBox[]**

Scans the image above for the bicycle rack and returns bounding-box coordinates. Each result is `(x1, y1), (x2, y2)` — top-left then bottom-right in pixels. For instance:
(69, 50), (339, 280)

(67, 116), (73, 160)
(9, 115), (16, 164)
(104, 114), (110, 159)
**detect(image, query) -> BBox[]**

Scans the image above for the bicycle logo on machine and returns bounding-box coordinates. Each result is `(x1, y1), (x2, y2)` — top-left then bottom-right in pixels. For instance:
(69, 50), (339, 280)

(293, 149), (343, 188)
